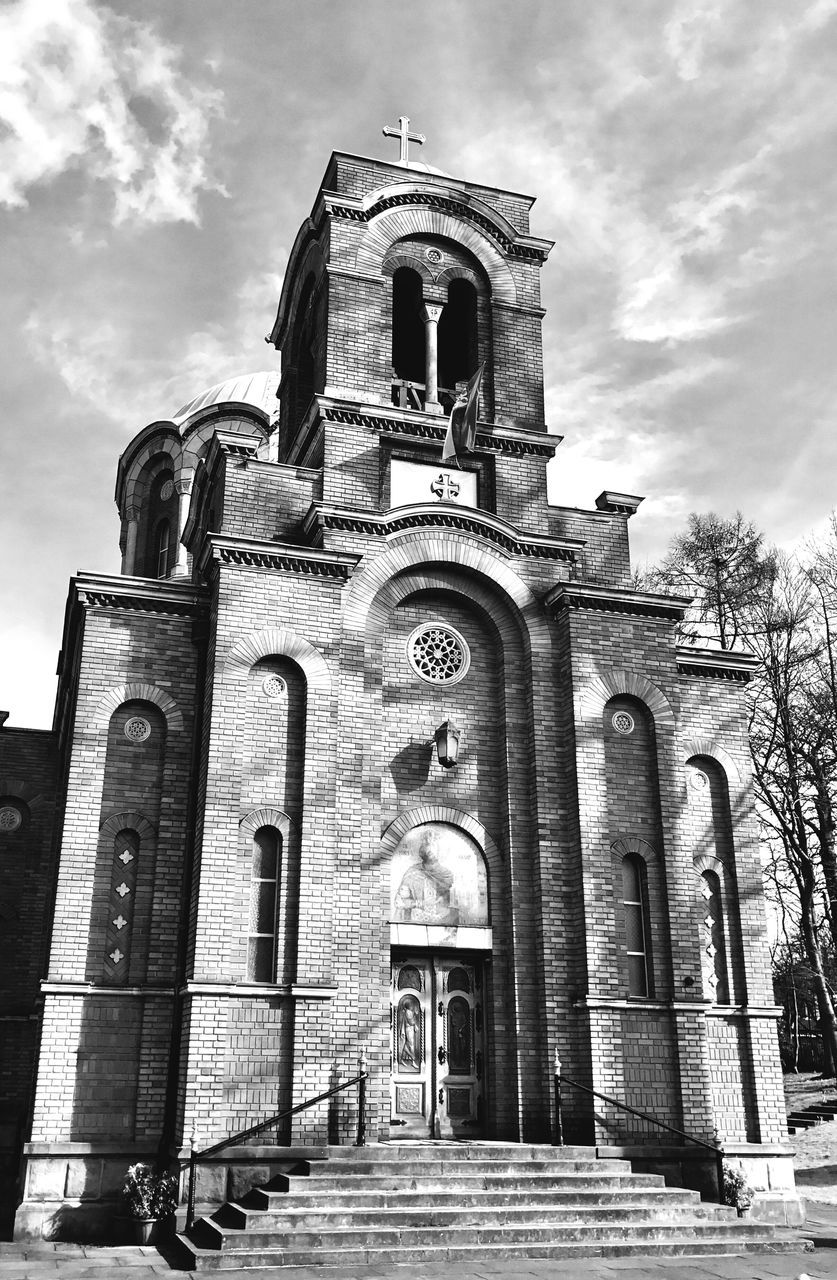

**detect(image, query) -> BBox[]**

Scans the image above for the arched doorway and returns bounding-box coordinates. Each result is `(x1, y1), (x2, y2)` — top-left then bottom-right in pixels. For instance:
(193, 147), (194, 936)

(388, 822), (490, 1137)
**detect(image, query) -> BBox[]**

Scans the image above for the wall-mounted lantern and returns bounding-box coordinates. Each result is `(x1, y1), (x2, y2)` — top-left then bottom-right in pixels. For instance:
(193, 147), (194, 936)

(434, 720), (461, 769)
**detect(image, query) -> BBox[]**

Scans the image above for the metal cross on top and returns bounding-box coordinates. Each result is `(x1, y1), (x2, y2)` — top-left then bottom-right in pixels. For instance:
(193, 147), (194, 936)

(382, 115), (426, 166)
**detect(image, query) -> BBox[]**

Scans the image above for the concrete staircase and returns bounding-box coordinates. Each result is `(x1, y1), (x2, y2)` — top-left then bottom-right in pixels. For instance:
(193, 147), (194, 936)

(175, 1143), (809, 1269)
(788, 1097), (837, 1134)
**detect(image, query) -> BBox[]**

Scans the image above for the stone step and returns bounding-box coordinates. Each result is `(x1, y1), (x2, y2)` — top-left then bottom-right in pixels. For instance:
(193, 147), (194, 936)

(323, 1143), (598, 1160)
(230, 1185), (704, 1213)
(178, 1229), (809, 1271)
(207, 1200), (736, 1237)
(251, 1170), (666, 1196)
(297, 1156), (633, 1177)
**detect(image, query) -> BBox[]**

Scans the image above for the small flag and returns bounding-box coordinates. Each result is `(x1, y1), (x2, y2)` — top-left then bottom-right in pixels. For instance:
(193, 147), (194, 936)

(442, 364), (484, 467)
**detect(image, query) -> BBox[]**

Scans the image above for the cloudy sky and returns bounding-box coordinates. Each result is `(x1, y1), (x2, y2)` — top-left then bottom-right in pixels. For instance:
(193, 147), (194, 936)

(1, 0), (836, 728)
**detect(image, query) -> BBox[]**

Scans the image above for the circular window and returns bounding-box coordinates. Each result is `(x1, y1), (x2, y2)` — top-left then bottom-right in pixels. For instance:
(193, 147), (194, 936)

(124, 716), (151, 743)
(262, 674), (287, 701)
(0, 805), (22, 832)
(690, 769), (709, 791)
(407, 624), (470, 685)
(159, 479), (175, 501)
(425, 247), (443, 264)
(612, 711), (635, 735)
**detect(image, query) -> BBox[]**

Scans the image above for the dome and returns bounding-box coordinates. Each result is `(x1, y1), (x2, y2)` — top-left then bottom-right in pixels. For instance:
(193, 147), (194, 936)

(172, 371), (280, 427)
(406, 160), (451, 178)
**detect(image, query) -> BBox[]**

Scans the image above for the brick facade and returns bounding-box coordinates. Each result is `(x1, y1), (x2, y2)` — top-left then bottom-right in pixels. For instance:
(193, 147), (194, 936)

(2, 146), (800, 1238)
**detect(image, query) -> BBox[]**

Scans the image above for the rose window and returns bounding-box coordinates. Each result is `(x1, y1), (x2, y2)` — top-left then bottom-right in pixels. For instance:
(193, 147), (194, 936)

(262, 674), (287, 701)
(407, 624), (470, 685)
(124, 717), (151, 743)
(0, 805), (22, 832)
(612, 711), (635, 735)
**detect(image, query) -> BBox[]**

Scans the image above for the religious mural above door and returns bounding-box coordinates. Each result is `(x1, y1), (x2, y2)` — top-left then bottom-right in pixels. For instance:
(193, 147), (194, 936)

(390, 822), (489, 927)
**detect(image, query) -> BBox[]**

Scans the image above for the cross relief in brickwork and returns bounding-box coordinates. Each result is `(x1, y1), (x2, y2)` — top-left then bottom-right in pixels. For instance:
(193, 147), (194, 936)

(430, 472), (461, 502)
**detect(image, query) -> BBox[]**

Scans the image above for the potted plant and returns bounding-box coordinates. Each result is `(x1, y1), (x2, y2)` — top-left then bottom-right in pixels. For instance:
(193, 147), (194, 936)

(722, 1162), (754, 1216)
(120, 1162), (180, 1244)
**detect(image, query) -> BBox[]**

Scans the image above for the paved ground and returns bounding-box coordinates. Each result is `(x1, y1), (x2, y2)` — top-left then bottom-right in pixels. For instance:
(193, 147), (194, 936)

(0, 1202), (836, 1280)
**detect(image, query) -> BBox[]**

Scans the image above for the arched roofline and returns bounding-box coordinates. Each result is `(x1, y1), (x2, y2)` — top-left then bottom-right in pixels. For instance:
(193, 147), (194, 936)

(682, 739), (741, 785)
(343, 530), (550, 661)
(578, 669), (676, 731)
(177, 401), (271, 440)
(116, 424), (180, 508)
(360, 181), (523, 249)
(268, 218), (326, 350)
(355, 207), (517, 304)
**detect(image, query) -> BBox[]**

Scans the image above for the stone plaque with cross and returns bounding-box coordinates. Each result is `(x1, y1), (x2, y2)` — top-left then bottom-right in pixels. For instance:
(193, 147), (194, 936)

(390, 459), (477, 510)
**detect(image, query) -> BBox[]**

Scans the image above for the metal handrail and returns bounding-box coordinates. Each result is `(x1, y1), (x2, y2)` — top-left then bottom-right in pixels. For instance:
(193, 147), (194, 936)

(554, 1057), (725, 1203)
(182, 1067), (368, 1230)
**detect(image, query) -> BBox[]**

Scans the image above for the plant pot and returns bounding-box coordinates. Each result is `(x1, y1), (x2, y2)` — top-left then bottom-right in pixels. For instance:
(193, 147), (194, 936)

(132, 1217), (158, 1245)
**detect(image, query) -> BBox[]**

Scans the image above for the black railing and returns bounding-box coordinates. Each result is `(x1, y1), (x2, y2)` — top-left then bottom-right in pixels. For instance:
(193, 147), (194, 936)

(553, 1056), (725, 1203)
(182, 1067), (368, 1230)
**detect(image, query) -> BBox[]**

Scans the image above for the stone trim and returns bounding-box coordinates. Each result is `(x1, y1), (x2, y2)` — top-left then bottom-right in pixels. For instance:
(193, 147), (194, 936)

(239, 807), (295, 841)
(595, 491), (644, 517)
(223, 626), (332, 694)
(40, 982), (175, 996)
(547, 583), (691, 621)
(339, 189), (551, 265)
(380, 805), (503, 900)
(200, 534), (358, 581)
(317, 399), (559, 457)
(676, 647), (758, 682)
(99, 811), (156, 840)
(91, 682), (184, 732)
(0, 776), (48, 811)
(342, 532), (551, 664)
(578, 670), (676, 731)
(181, 982), (337, 999)
(610, 835), (660, 867)
(682, 739), (741, 785)
(305, 502), (581, 563)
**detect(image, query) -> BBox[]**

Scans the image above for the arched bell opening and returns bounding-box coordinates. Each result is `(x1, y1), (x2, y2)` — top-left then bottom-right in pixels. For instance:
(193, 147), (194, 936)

(438, 278), (478, 393)
(391, 267), (425, 406)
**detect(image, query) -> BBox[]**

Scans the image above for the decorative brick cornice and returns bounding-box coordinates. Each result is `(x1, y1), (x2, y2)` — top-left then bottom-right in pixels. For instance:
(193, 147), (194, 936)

(676, 646), (759, 683)
(305, 502), (582, 564)
(547, 583), (692, 621)
(201, 533), (358, 581)
(316, 398), (560, 458)
(328, 191), (551, 262)
(73, 574), (209, 619)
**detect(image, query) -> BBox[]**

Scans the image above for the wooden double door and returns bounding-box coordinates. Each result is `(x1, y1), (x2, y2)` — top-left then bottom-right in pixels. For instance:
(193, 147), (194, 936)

(390, 953), (486, 1137)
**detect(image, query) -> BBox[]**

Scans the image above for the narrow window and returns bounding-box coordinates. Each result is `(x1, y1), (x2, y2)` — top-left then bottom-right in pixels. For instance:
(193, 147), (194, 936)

(247, 827), (280, 982)
(392, 267), (425, 395)
(438, 278), (478, 393)
(155, 520), (171, 578)
(700, 870), (730, 1003)
(622, 854), (651, 997)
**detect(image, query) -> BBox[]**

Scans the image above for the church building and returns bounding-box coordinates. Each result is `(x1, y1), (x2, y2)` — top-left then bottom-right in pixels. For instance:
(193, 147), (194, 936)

(0, 120), (801, 1239)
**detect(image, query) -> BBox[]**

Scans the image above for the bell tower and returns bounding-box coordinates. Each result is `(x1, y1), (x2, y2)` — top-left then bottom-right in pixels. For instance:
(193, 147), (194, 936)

(267, 120), (557, 528)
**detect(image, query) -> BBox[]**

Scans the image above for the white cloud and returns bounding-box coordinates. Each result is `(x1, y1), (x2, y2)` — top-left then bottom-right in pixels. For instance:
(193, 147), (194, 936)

(0, 0), (225, 225)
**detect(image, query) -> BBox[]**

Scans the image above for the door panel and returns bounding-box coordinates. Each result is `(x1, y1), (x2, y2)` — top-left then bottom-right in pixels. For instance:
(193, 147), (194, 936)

(390, 954), (485, 1137)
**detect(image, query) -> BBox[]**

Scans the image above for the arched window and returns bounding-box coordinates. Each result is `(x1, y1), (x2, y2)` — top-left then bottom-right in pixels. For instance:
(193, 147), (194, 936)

(154, 519), (171, 579)
(247, 827), (281, 982)
(439, 278), (478, 392)
(392, 267), (425, 388)
(622, 854), (652, 997)
(700, 869), (730, 1003)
